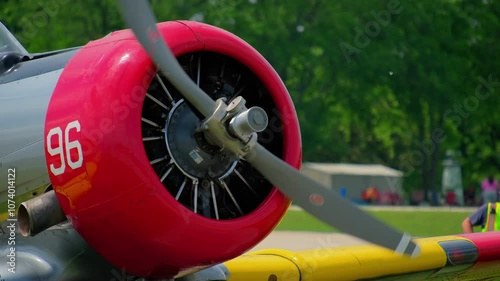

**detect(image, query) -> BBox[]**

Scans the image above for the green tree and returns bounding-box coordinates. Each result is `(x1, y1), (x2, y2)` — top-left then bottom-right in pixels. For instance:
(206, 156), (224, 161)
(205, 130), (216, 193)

(1, 0), (498, 203)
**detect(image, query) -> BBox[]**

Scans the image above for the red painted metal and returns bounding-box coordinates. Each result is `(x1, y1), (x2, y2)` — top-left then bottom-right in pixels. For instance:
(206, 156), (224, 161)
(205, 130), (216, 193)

(45, 21), (301, 278)
(458, 232), (500, 263)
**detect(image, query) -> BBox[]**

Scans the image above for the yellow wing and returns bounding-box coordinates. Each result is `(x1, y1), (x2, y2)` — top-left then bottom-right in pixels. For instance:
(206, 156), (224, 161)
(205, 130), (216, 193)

(224, 232), (500, 280)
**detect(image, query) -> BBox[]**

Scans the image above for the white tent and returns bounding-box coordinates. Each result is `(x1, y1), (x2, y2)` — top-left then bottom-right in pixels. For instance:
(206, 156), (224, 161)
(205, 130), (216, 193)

(301, 163), (404, 202)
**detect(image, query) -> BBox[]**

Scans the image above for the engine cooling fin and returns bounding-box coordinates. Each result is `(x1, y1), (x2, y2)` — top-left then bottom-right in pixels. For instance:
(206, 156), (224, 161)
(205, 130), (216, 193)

(141, 51), (283, 220)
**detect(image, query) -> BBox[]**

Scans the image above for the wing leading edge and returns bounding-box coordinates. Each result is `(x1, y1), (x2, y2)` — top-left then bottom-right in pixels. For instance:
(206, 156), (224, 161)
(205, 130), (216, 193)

(224, 232), (500, 280)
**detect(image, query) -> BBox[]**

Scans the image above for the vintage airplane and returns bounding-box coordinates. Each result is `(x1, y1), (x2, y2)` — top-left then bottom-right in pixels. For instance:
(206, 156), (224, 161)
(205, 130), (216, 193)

(0, 1), (499, 280)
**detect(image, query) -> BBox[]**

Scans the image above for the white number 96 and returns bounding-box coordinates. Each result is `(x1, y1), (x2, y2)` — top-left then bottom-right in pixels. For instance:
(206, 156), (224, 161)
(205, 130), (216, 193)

(47, 120), (84, 176)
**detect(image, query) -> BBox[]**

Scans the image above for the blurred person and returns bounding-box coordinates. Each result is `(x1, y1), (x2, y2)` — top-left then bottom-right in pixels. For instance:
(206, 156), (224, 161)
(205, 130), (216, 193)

(445, 190), (457, 206)
(463, 185), (476, 206)
(381, 189), (393, 205)
(362, 186), (380, 204)
(462, 202), (499, 233)
(481, 175), (499, 203)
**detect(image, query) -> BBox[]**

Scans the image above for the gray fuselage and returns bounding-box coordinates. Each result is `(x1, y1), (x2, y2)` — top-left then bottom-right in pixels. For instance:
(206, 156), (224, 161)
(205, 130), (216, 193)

(0, 49), (77, 220)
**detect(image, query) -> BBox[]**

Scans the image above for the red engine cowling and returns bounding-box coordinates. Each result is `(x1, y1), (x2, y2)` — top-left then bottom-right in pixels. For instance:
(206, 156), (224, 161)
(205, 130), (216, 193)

(44, 21), (301, 278)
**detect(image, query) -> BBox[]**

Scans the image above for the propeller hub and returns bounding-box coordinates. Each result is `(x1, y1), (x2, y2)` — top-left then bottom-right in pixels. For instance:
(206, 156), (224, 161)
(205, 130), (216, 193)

(229, 106), (268, 138)
(198, 97), (266, 160)
(227, 96), (269, 139)
(165, 100), (237, 179)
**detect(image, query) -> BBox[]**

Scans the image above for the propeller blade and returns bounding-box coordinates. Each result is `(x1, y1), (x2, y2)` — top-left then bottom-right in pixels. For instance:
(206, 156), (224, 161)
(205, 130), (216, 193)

(117, 0), (215, 117)
(247, 145), (420, 256)
(117, 0), (420, 257)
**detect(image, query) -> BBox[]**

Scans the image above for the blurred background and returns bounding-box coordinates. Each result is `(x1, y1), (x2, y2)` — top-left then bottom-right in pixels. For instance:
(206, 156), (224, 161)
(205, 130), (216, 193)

(1, 0), (498, 206)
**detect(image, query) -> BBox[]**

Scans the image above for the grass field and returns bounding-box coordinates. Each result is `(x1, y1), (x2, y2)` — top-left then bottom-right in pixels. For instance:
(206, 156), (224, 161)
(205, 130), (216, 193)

(275, 208), (481, 237)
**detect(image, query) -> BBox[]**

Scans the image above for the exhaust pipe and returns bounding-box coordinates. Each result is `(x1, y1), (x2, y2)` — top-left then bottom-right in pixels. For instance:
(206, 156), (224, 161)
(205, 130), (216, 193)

(18, 190), (67, 237)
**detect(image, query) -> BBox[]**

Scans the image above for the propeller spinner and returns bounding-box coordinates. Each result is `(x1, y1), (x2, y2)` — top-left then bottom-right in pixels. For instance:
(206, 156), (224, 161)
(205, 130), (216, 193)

(117, 0), (420, 257)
